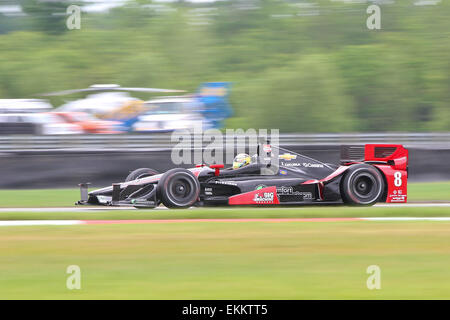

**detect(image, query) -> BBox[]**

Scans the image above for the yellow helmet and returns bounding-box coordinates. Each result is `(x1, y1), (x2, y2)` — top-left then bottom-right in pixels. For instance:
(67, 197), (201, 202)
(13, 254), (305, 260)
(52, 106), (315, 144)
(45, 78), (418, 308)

(233, 153), (251, 170)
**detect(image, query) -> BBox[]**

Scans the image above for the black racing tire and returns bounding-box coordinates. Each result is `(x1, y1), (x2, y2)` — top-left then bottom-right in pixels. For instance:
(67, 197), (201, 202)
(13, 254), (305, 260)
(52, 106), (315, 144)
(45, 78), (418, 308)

(125, 168), (159, 182)
(157, 168), (200, 209)
(340, 164), (384, 206)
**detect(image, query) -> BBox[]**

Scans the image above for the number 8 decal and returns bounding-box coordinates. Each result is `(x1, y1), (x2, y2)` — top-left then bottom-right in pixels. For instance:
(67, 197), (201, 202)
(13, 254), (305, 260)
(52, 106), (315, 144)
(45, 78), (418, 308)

(394, 172), (402, 187)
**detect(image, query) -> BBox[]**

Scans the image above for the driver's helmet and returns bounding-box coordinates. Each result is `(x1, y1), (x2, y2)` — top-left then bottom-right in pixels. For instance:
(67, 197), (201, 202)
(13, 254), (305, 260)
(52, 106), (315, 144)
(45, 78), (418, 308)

(233, 153), (251, 170)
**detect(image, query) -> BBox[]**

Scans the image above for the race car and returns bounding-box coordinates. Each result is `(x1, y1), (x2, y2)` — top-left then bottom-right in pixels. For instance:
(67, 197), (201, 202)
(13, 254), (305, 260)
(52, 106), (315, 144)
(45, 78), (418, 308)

(77, 143), (408, 208)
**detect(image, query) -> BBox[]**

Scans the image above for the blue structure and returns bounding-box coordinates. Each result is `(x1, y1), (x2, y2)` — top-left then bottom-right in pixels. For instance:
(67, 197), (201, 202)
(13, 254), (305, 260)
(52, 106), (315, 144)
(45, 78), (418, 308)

(196, 82), (232, 129)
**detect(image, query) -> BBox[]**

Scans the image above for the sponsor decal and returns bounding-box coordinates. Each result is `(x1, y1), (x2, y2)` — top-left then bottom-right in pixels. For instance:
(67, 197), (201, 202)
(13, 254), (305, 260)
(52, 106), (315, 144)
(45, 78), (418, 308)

(279, 169), (287, 175)
(301, 192), (313, 200)
(389, 195), (406, 202)
(214, 181), (237, 186)
(276, 186), (313, 199)
(205, 187), (213, 196)
(229, 186), (280, 205)
(255, 184), (267, 190)
(280, 161), (325, 168)
(253, 192), (274, 203)
(302, 162), (324, 168)
(281, 162), (301, 167)
(279, 153), (297, 161)
(276, 186), (294, 195)
(389, 189), (406, 202)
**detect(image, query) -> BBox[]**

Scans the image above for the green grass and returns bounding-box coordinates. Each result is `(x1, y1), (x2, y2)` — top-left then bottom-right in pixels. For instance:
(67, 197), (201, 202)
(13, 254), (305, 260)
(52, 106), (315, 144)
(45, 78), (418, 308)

(0, 181), (448, 208)
(408, 181), (450, 202)
(0, 188), (77, 208)
(0, 221), (449, 299)
(0, 182), (448, 299)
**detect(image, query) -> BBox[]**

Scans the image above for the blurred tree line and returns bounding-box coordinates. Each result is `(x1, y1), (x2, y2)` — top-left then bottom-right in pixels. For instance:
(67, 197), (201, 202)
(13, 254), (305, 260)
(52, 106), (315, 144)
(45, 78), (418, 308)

(0, 0), (448, 132)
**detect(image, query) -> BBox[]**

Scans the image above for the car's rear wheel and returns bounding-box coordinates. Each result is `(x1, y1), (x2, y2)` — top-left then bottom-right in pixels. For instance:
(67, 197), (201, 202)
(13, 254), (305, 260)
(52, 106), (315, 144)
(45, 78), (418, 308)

(340, 164), (384, 206)
(157, 168), (200, 209)
(125, 168), (159, 182)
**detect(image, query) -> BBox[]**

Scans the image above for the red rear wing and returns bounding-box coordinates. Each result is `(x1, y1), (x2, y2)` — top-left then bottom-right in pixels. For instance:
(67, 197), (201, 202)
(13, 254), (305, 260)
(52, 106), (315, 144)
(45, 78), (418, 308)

(365, 144), (409, 203)
(364, 144), (408, 171)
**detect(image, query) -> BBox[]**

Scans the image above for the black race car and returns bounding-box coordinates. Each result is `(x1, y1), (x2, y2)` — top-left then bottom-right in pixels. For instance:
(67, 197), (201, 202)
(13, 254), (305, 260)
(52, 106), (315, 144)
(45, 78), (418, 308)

(77, 143), (408, 208)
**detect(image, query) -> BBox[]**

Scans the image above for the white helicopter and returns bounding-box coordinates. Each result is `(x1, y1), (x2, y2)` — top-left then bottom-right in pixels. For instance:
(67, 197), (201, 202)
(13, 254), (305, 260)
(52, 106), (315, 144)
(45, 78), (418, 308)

(40, 84), (188, 131)
(42, 84), (186, 118)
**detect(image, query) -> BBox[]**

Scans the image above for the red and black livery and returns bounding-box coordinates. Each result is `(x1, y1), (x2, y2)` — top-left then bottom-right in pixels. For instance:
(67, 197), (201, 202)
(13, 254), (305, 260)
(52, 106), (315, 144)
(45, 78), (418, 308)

(77, 143), (408, 208)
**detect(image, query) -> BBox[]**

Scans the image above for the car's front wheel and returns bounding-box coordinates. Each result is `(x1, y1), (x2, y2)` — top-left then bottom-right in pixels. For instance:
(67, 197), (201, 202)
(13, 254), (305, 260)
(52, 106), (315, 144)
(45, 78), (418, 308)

(340, 164), (384, 206)
(157, 168), (200, 209)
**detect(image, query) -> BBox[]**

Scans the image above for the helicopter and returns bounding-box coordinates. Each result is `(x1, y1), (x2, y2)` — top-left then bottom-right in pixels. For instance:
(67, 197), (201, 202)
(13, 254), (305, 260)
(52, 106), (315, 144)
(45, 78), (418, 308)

(40, 82), (231, 132)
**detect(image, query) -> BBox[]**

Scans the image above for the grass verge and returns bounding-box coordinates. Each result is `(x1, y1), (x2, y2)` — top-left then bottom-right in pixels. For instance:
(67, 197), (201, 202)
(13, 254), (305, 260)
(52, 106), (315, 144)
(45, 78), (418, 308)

(0, 181), (449, 208)
(0, 221), (449, 299)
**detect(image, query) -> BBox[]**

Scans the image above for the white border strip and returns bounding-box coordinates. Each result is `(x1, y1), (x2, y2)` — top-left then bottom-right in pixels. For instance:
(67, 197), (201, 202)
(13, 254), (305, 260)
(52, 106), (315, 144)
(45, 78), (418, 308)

(362, 217), (450, 221)
(375, 203), (450, 207)
(0, 217), (449, 227)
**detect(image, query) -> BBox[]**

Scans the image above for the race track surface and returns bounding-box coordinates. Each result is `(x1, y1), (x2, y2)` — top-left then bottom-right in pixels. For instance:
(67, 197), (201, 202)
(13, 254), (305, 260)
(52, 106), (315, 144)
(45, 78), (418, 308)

(0, 202), (449, 226)
(0, 203), (448, 227)
(1, 216), (450, 227)
(0, 202), (449, 212)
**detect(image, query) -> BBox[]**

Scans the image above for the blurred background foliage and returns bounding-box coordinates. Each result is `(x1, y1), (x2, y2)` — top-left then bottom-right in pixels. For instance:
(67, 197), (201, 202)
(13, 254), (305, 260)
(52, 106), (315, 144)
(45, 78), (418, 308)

(0, 0), (448, 132)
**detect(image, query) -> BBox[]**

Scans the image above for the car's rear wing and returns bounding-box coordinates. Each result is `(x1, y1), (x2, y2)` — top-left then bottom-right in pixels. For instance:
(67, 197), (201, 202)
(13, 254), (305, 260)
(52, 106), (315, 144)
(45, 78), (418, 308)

(341, 144), (408, 169)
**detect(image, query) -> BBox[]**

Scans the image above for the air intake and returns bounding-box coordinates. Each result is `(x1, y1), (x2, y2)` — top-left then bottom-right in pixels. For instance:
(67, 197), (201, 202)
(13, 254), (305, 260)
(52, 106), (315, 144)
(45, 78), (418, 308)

(340, 145), (365, 163)
(374, 147), (397, 158)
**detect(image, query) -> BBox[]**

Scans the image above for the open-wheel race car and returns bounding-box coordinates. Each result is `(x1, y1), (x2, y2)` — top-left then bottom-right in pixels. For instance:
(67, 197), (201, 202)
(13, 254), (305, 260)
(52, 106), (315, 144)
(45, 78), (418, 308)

(77, 143), (408, 208)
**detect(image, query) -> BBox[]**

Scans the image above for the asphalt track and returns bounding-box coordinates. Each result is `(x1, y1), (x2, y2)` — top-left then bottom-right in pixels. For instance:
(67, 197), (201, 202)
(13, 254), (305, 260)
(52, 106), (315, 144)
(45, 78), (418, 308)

(0, 202), (449, 212)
